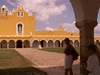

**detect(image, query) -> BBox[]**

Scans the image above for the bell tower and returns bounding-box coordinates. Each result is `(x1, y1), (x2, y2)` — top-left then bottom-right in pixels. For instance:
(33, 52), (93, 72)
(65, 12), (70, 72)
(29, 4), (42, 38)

(1, 5), (8, 17)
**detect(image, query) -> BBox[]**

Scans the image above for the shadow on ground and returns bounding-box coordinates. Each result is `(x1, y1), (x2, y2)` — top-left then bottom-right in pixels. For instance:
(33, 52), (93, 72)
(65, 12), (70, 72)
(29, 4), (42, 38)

(38, 63), (80, 75)
(0, 63), (80, 75)
(0, 66), (47, 75)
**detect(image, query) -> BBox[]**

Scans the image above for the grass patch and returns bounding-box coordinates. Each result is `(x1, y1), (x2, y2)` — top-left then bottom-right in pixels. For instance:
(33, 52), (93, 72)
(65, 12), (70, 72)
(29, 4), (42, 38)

(0, 49), (47, 75)
(0, 49), (32, 68)
(39, 47), (80, 55)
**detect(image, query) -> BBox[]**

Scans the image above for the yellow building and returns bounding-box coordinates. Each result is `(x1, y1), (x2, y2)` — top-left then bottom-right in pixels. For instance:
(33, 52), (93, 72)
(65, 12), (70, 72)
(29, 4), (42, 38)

(0, 5), (99, 48)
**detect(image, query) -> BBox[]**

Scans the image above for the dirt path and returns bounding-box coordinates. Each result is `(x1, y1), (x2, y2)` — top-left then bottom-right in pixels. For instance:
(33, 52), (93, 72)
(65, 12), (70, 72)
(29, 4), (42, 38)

(16, 48), (80, 75)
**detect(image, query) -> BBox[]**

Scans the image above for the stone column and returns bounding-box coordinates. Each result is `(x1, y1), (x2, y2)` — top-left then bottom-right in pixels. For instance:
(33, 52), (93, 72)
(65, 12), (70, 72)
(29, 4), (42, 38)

(60, 42), (62, 47)
(30, 34), (33, 48)
(22, 42), (24, 48)
(46, 43), (48, 48)
(15, 42), (16, 48)
(7, 42), (9, 49)
(30, 41), (32, 48)
(75, 20), (97, 75)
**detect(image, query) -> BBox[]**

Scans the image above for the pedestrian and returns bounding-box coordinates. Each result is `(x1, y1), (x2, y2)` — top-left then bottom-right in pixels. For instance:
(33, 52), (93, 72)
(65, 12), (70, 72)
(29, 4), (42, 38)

(82, 44), (100, 75)
(64, 38), (74, 75)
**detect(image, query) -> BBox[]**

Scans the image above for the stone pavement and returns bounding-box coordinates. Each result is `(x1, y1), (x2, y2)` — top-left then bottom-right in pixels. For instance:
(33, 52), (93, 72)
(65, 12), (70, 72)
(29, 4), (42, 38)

(15, 48), (80, 75)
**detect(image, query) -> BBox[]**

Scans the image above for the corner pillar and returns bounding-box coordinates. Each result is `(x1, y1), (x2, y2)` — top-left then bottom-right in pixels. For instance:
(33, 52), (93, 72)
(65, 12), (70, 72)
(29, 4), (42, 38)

(30, 34), (33, 48)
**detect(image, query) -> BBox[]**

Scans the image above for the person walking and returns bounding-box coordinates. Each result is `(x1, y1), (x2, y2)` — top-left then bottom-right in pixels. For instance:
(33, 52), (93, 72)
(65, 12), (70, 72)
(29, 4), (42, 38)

(64, 38), (75, 75)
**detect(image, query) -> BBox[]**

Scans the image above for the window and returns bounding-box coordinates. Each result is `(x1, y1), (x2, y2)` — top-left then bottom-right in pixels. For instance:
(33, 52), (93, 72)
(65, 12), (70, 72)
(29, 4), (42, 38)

(18, 24), (22, 34)
(18, 12), (20, 16)
(2, 8), (5, 12)
(17, 12), (24, 17)
(21, 12), (23, 16)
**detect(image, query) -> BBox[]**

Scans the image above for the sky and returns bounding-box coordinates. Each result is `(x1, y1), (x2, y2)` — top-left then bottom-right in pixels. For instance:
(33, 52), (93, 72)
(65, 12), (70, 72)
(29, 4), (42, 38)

(0, 0), (100, 36)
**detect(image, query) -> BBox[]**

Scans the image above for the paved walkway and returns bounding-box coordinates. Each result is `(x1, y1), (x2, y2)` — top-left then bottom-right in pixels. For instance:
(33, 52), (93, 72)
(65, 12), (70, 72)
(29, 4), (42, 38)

(16, 48), (80, 75)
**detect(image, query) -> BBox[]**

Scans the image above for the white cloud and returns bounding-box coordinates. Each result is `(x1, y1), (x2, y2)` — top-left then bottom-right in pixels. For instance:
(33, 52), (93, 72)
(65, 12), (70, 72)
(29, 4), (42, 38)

(62, 22), (79, 32)
(45, 27), (54, 31)
(44, 22), (79, 32)
(7, 0), (66, 21)
(64, 15), (67, 17)
(45, 21), (50, 25)
(44, 22), (100, 36)
(61, 22), (100, 36)
(6, 0), (17, 6)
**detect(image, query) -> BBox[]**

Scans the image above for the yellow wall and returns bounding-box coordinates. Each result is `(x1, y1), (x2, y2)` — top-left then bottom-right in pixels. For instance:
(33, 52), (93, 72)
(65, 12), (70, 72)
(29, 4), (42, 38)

(0, 5), (36, 35)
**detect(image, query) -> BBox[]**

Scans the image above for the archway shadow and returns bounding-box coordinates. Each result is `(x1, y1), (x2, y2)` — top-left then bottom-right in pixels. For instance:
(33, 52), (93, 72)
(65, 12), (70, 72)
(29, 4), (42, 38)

(0, 63), (80, 75)
(39, 63), (80, 75)
(0, 66), (47, 75)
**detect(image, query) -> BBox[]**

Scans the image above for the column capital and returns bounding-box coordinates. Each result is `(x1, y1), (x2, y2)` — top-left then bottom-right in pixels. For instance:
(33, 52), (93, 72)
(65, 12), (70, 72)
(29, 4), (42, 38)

(75, 20), (98, 30)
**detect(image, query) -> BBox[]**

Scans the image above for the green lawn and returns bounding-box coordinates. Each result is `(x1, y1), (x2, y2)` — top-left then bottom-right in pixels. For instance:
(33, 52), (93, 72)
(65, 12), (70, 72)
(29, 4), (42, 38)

(0, 49), (47, 75)
(39, 47), (80, 55)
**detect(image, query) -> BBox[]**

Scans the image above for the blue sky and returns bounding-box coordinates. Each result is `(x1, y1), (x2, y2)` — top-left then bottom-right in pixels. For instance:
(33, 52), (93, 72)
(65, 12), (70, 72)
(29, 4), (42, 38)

(0, 0), (100, 35)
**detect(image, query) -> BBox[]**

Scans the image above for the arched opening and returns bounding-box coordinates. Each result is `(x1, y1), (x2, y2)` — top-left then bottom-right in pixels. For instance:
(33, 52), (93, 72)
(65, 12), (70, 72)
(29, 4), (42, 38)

(1, 40), (7, 48)
(33, 40), (39, 48)
(16, 40), (22, 48)
(74, 40), (79, 47)
(62, 40), (66, 47)
(40, 40), (46, 48)
(18, 24), (22, 34)
(24, 40), (30, 48)
(9, 40), (15, 48)
(95, 40), (99, 45)
(94, 9), (100, 36)
(16, 22), (24, 35)
(48, 40), (53, 48)
(55, 40), (60, 47)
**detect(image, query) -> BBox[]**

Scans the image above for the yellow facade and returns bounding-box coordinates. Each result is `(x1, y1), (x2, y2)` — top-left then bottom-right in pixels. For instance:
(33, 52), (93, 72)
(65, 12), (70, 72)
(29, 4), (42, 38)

(0, 5), (99, 48)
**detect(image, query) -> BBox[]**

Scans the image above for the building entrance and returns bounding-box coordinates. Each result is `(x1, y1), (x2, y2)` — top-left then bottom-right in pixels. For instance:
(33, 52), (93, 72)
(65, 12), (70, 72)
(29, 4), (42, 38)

(16, 40), (22, 48)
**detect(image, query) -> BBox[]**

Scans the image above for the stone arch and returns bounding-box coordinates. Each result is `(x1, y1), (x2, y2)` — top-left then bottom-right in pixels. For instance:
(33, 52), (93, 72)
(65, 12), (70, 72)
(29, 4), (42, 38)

(74, 40), (79, 47)
(40, 40), (46, 48)
(62, 40), (66, 47)
(33, 40), (39, 48)
(24, 40), (30, 48)
(95, 40), (99, 45)
(55, 40), (60, 47)
(16, 40), (22, 48)
(1, 40), (7, 48)
(70, 0), (99, 22)
(70, 1), (100, 75)
(9, 40), (15, 48)
(48, 40), (53, 48)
